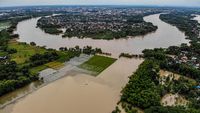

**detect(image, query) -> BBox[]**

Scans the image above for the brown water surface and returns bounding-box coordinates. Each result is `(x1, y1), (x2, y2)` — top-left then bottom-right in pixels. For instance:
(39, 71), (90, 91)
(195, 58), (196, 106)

(14, 14), (189, 57)
(0, 58), (143, 113)
(0, 14), (190, 113)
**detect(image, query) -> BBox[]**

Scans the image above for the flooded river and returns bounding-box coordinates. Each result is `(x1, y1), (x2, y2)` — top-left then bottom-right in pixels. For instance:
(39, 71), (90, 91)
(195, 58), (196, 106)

(0, 58), (143, 113)
(0, 14), (189, 113)
(14, 14), (188, 57)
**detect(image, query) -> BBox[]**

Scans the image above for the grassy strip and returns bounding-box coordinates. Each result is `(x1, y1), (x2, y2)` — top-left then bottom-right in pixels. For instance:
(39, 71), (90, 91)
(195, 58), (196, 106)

(30, 65), (48, 75)
(0, 51), (8, 56)
(79, 55), (117, 75)
(8, 41), (78, 64)
(45, 61), (64, 70)
(30, 61), (64, 75)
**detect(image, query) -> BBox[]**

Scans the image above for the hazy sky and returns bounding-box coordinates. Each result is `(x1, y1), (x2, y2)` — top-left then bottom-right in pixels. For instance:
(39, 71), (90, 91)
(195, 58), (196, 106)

(0, 0), (200, 7)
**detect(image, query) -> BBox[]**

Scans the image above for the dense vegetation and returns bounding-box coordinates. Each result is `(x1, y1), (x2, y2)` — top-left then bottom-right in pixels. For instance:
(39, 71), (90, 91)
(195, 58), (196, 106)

(59, 46), (102, 55)
(42, 28), (63, 35)
(0, 30), (37, 96)
(121, 60), (161, 109)
(119, 11), (200, 112)
(29, 51), (59, 67)
(0, 61), (37, 96)
(119, 53), (143, 58)
(119, 48), (200, 113)
(146, 49), (200, 112)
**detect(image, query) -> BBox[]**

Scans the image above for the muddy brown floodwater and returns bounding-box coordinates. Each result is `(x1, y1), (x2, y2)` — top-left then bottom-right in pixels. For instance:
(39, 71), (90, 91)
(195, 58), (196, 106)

(0, 58), (143, 113)
(14, 14), (189, 57)
(0, 14), (190, 113)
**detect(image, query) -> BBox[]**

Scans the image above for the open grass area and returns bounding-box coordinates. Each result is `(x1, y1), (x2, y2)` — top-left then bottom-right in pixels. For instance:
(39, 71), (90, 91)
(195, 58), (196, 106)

(56, 51), (78, 62)
(8, 40), (80, 75)
(8, 40), (47, 64)
(79, 55), (117, 75)
(29, 61), (64, 75)
(0, 21), (10, 31)
(0, 51), (8, 57)
(159, 70), (197, 84)
(45, 61), (64, 70)
(30, 65), (48, 75)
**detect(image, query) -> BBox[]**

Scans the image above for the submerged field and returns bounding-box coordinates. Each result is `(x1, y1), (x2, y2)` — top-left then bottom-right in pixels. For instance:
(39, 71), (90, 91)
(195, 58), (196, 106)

(79, 55), (117, 75)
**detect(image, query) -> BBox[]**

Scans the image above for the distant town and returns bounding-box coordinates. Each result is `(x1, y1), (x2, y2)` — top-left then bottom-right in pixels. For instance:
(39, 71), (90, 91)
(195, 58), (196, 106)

(36, 7), (161, 39)
(0, 5), (200, 113)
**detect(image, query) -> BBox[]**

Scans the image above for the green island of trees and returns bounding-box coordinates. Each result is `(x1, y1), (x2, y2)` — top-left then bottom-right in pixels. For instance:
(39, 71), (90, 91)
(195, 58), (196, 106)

(42, 28), (63, 35)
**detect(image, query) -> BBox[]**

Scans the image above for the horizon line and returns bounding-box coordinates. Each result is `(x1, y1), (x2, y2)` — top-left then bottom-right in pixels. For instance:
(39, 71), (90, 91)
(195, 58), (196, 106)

(0, 4), (200, 8)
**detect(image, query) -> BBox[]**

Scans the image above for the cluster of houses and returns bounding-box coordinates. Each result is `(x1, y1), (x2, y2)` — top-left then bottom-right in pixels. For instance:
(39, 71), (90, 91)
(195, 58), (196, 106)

(0, 56), (8, 64)
(37, 8), (160, 34)
(172, 52), (200, 69)
(0, 56), (7, 60)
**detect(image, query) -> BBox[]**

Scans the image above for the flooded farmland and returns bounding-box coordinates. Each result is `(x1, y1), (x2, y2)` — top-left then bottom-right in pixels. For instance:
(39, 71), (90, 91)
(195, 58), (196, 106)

(0, 14), (190, 113)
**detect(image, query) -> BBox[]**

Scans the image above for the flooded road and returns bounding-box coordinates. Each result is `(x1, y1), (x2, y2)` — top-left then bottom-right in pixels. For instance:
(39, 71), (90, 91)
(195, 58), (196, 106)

(14, 14), (189, 57)
(0, 14), (190, 113)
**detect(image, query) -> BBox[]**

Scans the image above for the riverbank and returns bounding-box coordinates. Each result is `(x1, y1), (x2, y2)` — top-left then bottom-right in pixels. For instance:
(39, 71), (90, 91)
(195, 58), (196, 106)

(0, 54), (93, 109)
(0, 13), (190, 113)
(14, 14), (189, 57)
(0, 58), (143, 113)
